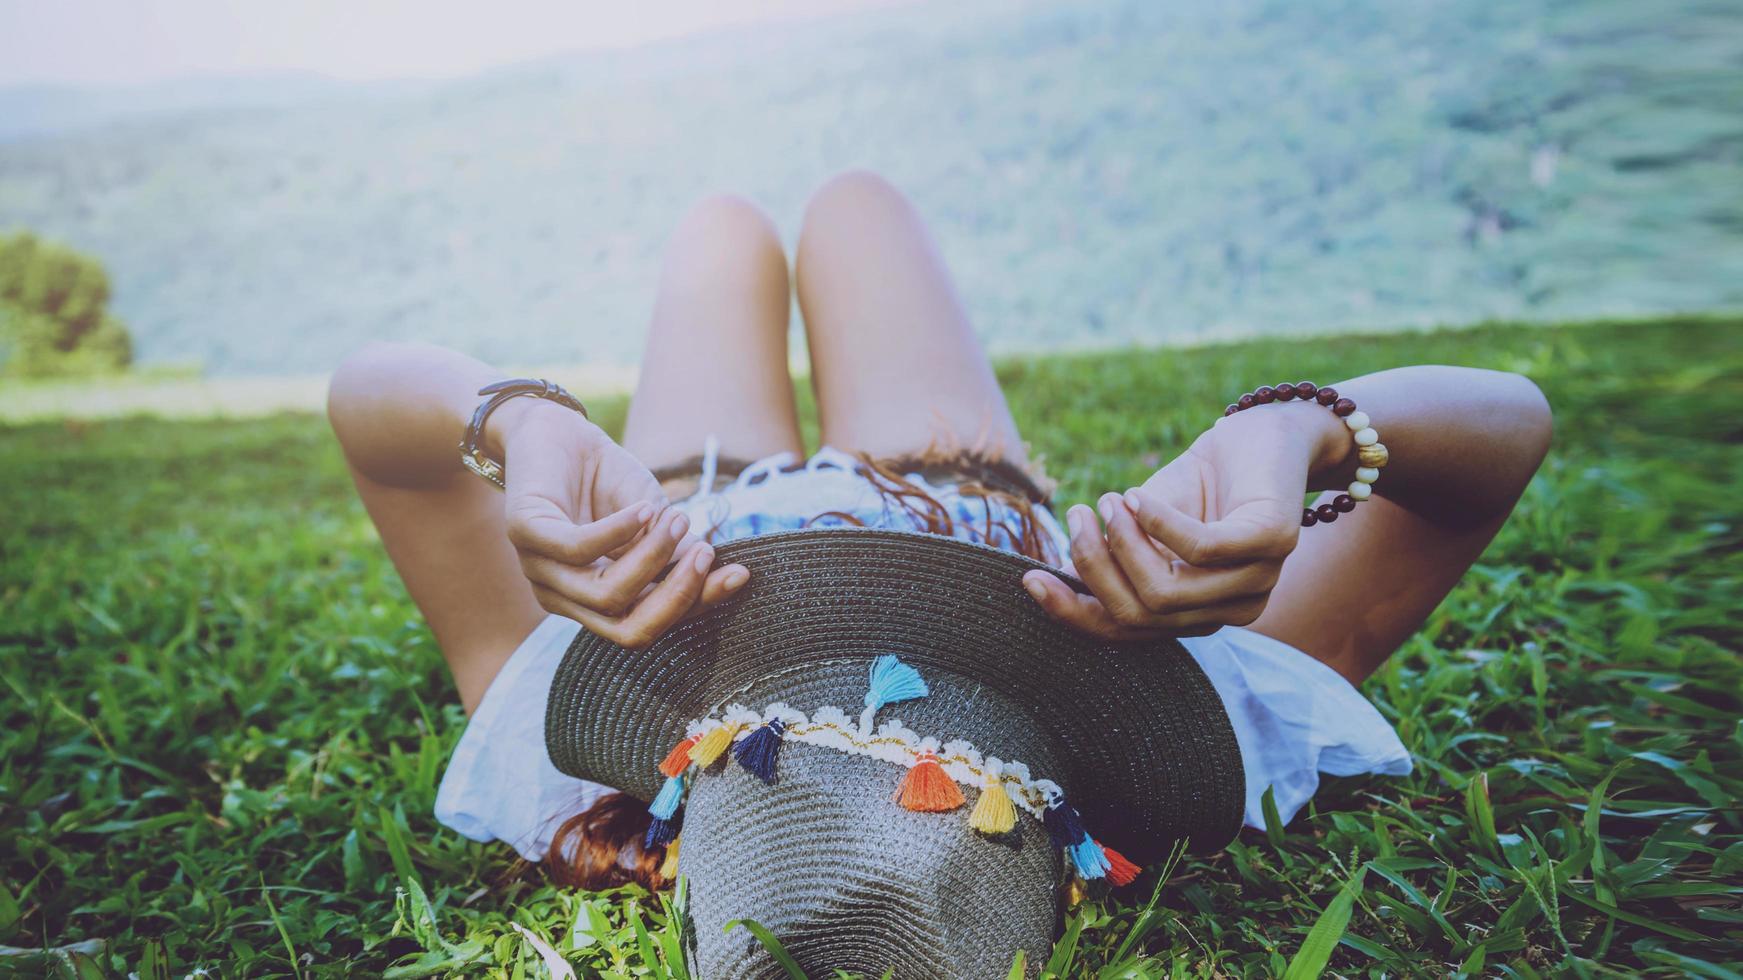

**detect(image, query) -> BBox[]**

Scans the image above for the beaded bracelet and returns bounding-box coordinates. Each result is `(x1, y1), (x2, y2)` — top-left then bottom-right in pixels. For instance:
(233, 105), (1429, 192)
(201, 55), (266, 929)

(1219, 382), (1388, 527)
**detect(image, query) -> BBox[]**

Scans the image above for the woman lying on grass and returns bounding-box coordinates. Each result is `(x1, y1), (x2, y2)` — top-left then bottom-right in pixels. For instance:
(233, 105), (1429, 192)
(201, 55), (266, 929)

(327, 171), (1551, 910)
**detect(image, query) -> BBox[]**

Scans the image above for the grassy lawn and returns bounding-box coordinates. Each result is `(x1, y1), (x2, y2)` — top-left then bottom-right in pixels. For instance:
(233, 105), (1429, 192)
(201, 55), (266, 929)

(3, 316), (1739, 977)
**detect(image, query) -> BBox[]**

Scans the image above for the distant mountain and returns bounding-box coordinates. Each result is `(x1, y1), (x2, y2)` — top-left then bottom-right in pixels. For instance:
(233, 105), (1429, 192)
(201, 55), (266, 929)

(0, 73), (356, 142)
(0, 0), (1738, 375)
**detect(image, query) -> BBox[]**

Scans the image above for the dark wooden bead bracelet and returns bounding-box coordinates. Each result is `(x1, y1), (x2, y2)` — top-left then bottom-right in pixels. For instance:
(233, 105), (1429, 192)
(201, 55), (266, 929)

(1220, 381), (1387, 527)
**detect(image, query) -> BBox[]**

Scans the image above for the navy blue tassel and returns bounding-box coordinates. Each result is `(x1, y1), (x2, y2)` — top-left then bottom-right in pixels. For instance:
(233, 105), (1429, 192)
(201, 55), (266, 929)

(645, 814), (681, 849)
(732, 717), (787, 785)
(1042, 794), (1090, 850)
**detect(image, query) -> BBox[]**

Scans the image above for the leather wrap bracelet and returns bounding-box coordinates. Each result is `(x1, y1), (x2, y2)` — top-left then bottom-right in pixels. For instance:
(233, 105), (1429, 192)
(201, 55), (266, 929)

(459, 378), (589, 489)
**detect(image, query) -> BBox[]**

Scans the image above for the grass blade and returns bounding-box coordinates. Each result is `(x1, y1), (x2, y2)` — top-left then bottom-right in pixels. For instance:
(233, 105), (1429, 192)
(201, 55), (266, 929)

(1043, 909), (1086, 978)
(510, 922), (577, 980)
(1261, 785), (1286, 848)
(1282, 864), (1367, 980)
(723, 919), (806, 980)
(260, 875), (305, 980)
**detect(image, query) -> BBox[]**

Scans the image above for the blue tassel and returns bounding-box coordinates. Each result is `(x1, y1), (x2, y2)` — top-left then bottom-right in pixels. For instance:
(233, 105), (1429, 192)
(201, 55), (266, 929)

(645, 815), (680, 848)
(1042, 794), (1090, 850)
(1070, 839), (1111, 880)
(732, 717), (787, 785)
(649, 774), (685, 820)
(864, 655), (928, 713)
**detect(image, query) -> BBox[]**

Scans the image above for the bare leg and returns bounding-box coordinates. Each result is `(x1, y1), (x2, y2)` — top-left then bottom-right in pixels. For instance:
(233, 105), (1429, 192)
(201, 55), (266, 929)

(337, 195), (800, 711)
(623, 194), (803, 482)
(1253, 495), (1513, 682)
(794, 170), (1026, 466)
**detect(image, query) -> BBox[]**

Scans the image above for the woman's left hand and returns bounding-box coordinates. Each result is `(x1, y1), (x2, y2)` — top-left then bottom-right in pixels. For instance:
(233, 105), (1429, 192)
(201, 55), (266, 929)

(1024, 406), (1333, 639)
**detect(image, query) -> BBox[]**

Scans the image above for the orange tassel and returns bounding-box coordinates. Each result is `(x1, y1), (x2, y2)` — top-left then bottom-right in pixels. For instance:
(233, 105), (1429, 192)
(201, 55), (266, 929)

(658, 736), (699, 778)
(1099, 840), (1141, 887)
(896, 749), (965, 812)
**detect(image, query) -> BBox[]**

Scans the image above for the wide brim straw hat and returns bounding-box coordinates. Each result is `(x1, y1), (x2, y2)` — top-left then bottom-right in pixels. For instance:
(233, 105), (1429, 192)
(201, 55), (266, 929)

(547, 527), (1245, 978)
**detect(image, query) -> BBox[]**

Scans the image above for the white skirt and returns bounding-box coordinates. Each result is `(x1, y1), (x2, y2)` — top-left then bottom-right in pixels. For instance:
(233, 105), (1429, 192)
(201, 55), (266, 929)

(434, 445), (1412, 861)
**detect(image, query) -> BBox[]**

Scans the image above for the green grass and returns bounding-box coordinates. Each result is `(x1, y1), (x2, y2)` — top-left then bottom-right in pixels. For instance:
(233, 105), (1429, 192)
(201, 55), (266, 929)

(3, 316), (1740, 977)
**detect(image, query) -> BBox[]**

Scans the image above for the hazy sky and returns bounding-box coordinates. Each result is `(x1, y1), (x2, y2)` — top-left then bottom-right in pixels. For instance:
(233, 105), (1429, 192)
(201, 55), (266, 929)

(0, 0), (912, 87)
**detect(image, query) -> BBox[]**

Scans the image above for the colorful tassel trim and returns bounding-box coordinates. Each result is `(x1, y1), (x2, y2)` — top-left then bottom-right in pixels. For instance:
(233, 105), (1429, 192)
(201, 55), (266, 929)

(1100, 841), (1140, 887)
(859, 654), (928, 734)
(645, 655), (1136, 890)
(645, 815), (680, 849)
(732, 717), (787, 785)
(649, 774), (685, 821)
(1041, 788), (1090, 851)
(658, 836), (681, 880)
(1069, 838), (1111, 880)
(688, 721), (743, 769)
(968, 759), (1017, 835)
(896, 744), (965, 812)
(658, 735), (699, 778)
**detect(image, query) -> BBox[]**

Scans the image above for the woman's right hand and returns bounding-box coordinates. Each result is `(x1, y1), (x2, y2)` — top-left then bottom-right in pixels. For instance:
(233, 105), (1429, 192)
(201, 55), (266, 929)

(491, 398), (749, 647)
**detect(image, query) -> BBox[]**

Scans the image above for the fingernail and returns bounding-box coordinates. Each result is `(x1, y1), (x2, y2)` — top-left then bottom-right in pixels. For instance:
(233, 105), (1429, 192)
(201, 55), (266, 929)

(1023, 574), (1047, 602)
(1066, 507), (1085, 536)
(1097, 496), (1113, 523)
(1124, 490), (1142, 512)
(724, 566), (749, 590)
(693, 545), (714, 571)
(670, 513), (690, 541)
(635, 502), (655, 523)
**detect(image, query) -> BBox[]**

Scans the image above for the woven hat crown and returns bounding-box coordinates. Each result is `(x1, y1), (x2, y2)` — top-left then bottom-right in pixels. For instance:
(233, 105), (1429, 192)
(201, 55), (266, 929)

(546, 528), (1245, 976)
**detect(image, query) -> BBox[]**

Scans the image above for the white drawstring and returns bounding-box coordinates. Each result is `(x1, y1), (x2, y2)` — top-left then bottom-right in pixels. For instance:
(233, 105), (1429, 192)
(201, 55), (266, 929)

(696, 434), (721, 496)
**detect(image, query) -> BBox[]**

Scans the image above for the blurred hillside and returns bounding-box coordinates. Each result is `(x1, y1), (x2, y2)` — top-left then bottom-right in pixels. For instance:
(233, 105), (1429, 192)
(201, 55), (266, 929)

(0, 0), (1738, 375)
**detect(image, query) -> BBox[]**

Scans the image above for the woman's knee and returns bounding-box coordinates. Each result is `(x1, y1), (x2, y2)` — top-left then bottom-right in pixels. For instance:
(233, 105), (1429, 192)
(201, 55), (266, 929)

(799, 169), (914, 243)
(665, 194), (785, 273)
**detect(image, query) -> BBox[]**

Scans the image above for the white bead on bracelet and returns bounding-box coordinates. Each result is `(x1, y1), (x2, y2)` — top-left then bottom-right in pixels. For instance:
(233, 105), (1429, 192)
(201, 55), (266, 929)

(1219, 381), (1387, 527)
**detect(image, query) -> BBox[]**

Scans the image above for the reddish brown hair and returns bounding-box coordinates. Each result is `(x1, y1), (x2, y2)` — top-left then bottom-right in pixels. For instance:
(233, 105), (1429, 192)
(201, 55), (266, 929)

(546, 791), (670, 891)
(546, 450), (1056, 888)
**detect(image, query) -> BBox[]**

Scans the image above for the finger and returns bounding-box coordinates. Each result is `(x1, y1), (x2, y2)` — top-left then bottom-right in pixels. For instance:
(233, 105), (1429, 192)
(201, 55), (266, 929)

(1144, 594), (1273, 635)
(1023, 568), (1269, 640)
(1064, 504), (1151, 626)
(1021, 569), (1164, 642)
(1122, 489), (1295, 566)
(529, 582), (633, 644)
(520, 553), (608, 605)
(611, 543), (717, 648)
(589, 508), (691, 616)
(1103, 496), (1281, 610)
(696, 563), (750, 609)
(509, 497), (655, 565)
(1099, 492), (1178, 606)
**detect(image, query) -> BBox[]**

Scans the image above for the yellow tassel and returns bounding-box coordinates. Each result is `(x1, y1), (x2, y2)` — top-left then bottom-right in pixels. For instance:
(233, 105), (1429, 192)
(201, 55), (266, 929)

(968, 772), (1017, 835)
(688, 722), (742, 768)
(658, 836), (681, 881)
(1062, 876), (1088, 908)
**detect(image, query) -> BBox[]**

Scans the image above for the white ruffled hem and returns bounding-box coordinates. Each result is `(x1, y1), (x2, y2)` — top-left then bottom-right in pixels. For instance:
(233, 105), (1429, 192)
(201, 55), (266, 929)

(1178, 627), (1412, 830)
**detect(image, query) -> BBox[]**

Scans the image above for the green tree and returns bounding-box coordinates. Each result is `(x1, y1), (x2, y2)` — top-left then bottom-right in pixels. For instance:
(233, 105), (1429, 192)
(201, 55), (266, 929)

(0, 231), (133, 378)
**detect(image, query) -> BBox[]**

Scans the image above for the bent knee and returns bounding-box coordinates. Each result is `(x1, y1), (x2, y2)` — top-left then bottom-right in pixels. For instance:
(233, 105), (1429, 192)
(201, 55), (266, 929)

(1511, 372), (1554, 463)
(673, 193), (781, 249)
(801, 169), (914, 233)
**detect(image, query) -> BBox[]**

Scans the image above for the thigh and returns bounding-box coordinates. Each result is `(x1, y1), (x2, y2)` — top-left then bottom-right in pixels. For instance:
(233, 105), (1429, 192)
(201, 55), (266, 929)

(350, 465), (546, 714)
(794, 170), (1027, 467)
(622, 195), (803, 478)
(1250, 492), (1511, 683)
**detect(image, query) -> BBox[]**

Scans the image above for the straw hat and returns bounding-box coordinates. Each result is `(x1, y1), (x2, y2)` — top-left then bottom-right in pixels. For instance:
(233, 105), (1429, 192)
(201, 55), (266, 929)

(547, 527), (1245, 977)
